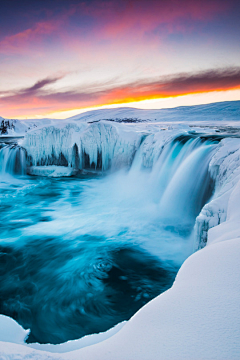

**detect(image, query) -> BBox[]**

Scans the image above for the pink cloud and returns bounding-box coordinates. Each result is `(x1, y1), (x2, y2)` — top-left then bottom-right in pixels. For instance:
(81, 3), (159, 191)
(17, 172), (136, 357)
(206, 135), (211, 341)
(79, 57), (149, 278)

(0, 21), (60, 54)
(79, 0), (231, 40)
(0, 0), (232, 55)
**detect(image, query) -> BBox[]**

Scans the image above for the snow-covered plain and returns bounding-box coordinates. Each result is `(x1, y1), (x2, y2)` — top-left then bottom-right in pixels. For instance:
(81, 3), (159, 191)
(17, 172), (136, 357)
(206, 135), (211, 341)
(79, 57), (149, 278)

(1, 100), (240, 137)
(0, 100), (240, 359)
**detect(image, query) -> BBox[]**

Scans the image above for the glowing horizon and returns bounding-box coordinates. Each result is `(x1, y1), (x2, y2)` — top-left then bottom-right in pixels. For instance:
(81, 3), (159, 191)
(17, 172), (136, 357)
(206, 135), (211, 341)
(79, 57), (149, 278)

(13, 89), (240, 120)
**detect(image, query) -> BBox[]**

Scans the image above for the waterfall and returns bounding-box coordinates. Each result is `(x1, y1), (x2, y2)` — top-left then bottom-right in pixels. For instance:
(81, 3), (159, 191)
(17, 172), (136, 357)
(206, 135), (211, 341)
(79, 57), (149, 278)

(0, 132), (221, 345)
(151, 137), (217, 224)
(121, 134), (219, 253)
(0, 144), (26, 176)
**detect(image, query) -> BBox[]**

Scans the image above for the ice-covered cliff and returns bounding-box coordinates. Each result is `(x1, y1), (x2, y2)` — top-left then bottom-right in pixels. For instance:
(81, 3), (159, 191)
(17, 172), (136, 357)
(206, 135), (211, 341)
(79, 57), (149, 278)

(195, 137), (240, 249)
(22, 122), (142, 172)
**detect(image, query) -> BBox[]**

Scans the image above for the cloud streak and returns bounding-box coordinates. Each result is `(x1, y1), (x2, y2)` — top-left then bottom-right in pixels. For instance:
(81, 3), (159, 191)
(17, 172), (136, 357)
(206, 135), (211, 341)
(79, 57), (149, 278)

(1, 67), (240, 118)
(21, 76), (64, 94)
(0, 76), (64, 98)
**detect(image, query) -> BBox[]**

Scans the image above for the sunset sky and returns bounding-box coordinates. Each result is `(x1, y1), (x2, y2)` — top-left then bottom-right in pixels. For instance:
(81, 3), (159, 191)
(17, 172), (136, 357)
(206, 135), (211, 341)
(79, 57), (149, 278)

(0, 0), (240, 119)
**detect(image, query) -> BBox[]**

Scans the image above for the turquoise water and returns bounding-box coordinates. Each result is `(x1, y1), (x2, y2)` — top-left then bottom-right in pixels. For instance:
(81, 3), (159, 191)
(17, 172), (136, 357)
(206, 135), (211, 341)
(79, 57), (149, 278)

(0, 137), (217, 344)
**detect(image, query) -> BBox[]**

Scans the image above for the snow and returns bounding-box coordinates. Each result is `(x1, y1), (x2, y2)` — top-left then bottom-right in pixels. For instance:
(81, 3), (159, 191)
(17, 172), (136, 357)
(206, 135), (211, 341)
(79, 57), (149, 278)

(1, 100), (240, 138)
(0, 118), (61, 137)
(66, 100), (240, 124)
(28, 322), (126, 354)
(0, 315), (29, 344)
(209, 177), (240, 245)
(0, 315), (125, 355)
(1, 100), (240, 359)
(2, 100), (240, 176)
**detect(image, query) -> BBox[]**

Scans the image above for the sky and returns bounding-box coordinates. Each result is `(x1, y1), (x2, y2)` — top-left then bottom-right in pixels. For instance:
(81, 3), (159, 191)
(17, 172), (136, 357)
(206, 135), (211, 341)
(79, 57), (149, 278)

(0, 0), (240, 119)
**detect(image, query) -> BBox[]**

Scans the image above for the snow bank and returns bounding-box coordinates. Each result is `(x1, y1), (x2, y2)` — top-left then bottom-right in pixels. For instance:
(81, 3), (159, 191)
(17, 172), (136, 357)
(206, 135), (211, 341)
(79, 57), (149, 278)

(0, 319), (125, 358)
(0, 315), (29, 344)
(27, 322), (126, 354)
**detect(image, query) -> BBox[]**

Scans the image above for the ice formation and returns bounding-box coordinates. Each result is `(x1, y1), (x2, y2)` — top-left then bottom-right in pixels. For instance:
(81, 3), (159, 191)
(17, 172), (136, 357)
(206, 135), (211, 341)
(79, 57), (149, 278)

(195, 137), (240, 249)
(22, 122), (142, 172)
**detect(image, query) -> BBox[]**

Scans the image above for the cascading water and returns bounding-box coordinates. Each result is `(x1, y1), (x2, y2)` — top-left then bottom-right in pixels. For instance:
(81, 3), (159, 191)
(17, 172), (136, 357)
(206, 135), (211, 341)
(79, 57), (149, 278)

(156, 137), (216, 222)
(0, 143), (26, 176)
(0, 134), (219, 344)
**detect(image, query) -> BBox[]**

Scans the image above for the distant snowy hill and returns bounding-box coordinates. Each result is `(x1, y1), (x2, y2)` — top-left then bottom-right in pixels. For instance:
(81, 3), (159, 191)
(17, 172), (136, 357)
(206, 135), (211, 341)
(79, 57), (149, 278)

(67, 100), (240, 123)
(0, 100), (239, 137)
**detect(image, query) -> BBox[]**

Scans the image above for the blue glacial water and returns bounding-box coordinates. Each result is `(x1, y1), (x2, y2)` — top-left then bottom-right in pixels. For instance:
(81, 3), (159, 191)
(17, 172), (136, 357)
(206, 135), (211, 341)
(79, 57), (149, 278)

(0, 136), (217, 344)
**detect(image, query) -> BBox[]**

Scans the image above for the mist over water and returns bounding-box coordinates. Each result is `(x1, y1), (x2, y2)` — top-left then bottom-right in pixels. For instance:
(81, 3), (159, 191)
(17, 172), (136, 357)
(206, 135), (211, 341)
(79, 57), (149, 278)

(0, 135), (217, 344)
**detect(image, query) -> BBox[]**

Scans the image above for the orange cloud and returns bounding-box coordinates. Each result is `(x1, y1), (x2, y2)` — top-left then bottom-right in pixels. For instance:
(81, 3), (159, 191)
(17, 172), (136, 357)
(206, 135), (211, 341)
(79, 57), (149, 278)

(0, 67), (240, 118)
